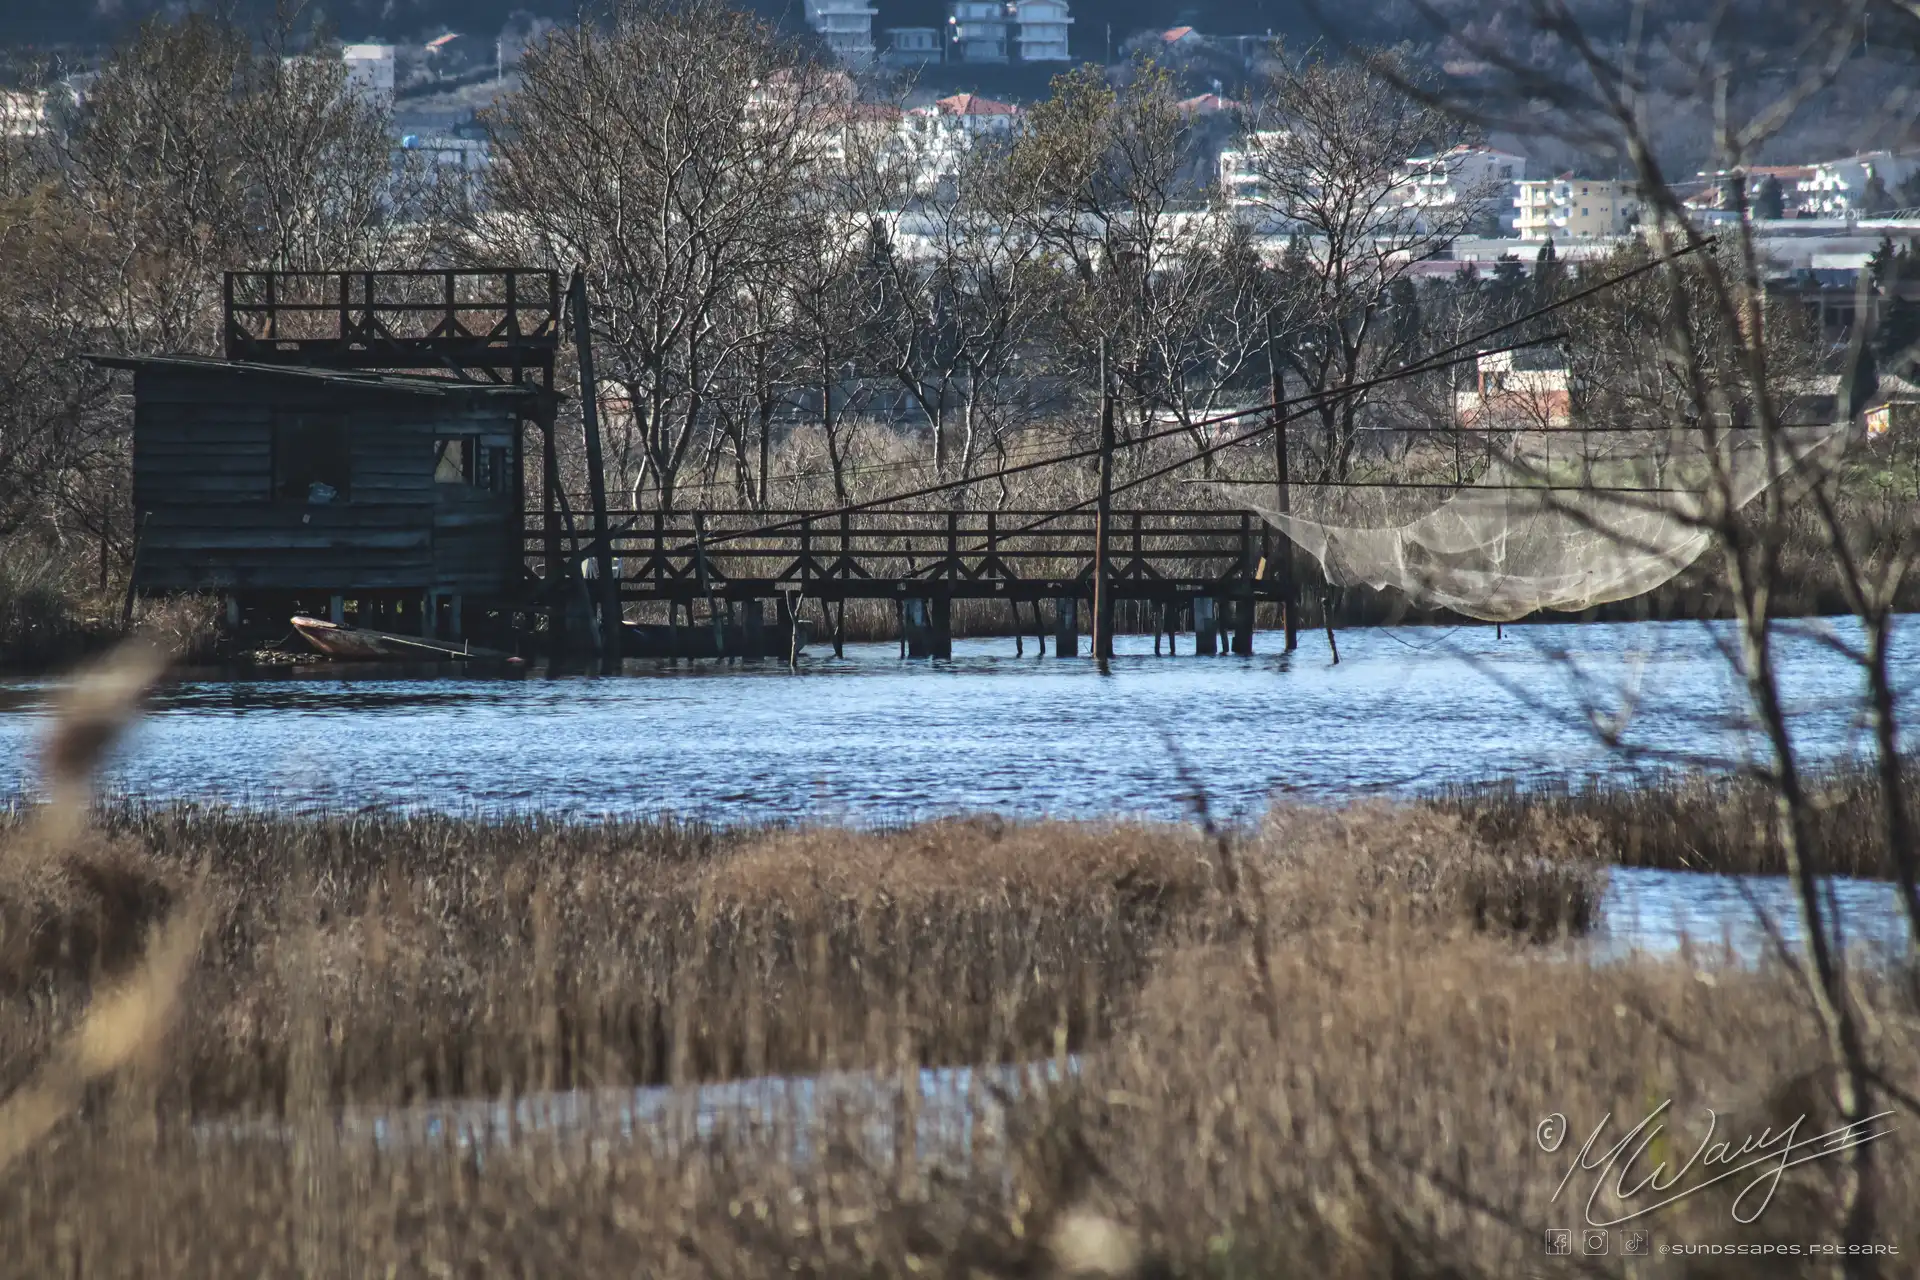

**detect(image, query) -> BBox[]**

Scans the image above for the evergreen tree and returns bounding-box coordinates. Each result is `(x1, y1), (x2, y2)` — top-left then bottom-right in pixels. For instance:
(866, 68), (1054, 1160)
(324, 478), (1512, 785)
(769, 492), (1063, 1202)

(1862, 173), (1895, 216)
(1753, 175), (1785, 220)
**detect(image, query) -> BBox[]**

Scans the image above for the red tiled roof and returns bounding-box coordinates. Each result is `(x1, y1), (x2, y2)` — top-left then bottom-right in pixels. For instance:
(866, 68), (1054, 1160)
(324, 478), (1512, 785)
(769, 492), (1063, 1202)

(1162, 26), (1196, 42)
(935, 92), (1018, 116)
(1177, 93), (1239, 114)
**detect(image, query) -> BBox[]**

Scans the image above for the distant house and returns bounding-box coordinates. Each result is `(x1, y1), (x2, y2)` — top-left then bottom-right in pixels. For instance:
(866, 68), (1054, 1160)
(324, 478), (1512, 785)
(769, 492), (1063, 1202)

(1799, 152), (1920, 217)
(1177, 93), (1239, 117)
(1455, 348), (1573, 429)
(1160, 26), (1203, 49)
(884, 27), (942, 66)
(1401, 145), (1528, 232)
(948, 1), (1010, 63)
(341, 43), (396, 110)
(1515, 177), (1639, 239)
(901, 92), (1021, 190)
(806, 0), (879, 65)
(1014, 0), (1073, 62)
(1217, 130), (1285, 207)
(0, 90), (46, 138)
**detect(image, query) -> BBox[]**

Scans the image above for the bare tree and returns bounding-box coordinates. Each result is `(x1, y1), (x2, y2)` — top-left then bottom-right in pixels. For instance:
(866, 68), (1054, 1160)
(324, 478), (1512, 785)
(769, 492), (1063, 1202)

(1339, 1), (1905, 1266)
(871, 139), (1060, 483)
(1240, 46), (1481, 480)
(1011, 63), (1268, 458)
(479, 0), (838, 514)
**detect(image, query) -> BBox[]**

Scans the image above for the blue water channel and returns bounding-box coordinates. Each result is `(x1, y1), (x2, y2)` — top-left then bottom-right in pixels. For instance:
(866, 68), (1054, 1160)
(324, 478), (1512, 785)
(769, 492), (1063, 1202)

(1, 615), (1914, 955)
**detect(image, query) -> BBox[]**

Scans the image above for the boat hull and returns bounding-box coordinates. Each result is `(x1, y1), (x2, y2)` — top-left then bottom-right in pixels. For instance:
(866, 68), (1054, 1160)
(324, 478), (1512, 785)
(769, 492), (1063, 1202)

(291, 616), (517, 665)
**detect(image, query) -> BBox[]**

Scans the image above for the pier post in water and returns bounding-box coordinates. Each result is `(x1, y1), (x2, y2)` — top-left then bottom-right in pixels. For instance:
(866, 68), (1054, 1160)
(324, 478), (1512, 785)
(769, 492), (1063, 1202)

(1193, 595), (1217, 656)
(932, 591), (953, 660)
(745, 598), (764, 660)
(1053, 596), (1078, 657)
(904, 598), (934, 658)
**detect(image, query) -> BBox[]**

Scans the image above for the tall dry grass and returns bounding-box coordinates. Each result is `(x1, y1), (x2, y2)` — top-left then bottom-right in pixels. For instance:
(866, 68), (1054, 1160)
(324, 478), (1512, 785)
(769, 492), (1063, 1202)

(2, 651), (1916, 1276)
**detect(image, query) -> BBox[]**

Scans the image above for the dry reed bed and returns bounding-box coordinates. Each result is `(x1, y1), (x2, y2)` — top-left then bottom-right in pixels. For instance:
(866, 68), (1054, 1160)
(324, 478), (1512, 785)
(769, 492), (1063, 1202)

(9, 792), (1920, 1274)
(1438, 757), (1906, 880)
(8, 900), (1919, 1276)
(0, 803), (1599, 1121)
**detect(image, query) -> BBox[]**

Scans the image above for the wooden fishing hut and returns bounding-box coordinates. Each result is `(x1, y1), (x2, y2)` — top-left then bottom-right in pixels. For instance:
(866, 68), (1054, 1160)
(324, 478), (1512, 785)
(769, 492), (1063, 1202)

(94, 269), (567, 644)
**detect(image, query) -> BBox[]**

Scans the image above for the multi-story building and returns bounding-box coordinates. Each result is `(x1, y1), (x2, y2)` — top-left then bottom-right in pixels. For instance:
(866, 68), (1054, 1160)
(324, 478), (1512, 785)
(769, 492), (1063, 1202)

(806, 0), (878, 65)
(883, 27), (942, 66)
(0, 90), (47, 138)
(1013, 0), (1073, 62)
(948, 1), (1010, 63)
(1400, 145), (1527, 232)
(900, 92), (1021, 191)
(341, 44), (396, 110)
(1217, 131), (1285, 207)
(1514, 177), (1640, 239)
(1798, 151), (1920, 217)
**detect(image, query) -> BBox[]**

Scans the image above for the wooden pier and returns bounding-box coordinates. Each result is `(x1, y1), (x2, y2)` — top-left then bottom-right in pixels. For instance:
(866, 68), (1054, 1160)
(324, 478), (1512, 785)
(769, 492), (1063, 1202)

(526, 506), (1282, 658)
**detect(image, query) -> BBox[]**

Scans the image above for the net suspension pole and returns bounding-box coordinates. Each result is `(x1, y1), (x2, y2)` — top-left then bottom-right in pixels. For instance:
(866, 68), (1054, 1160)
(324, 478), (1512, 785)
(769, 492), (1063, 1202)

(1267, 320), (1298, 653)
(571, 268), (621, 671)
(1093, 339), (1116, 664)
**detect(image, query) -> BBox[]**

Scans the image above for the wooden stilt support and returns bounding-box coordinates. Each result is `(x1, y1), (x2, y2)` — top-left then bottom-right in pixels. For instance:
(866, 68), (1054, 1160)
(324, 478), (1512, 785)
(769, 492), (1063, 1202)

(330, 594), (345, 626)
(1013, 599), (1023, 656)
(1267, 322), (1298, 653)
(569, 269), (620, 671)
(904, 598), (933, 658)
(1033, 600), (1046, 656)
(745, 598), (764, 659)
(1092, 340), (1116, 664)
(1323, 589), (1340, 665)
(834, 599), (846, 659)
(1054, 596), (1078, 657)
(1194, 595), (1216, 656)
(932, 591), (952, 660)
(1233, 513), (1255, 655)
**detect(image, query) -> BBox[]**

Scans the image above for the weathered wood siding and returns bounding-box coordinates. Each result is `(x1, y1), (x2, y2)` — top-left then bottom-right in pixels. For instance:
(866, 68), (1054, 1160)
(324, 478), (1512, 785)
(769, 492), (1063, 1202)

(130, 367), (521, 595)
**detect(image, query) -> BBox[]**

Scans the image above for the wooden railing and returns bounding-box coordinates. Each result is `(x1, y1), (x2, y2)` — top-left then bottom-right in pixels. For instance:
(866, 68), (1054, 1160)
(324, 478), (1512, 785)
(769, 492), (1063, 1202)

(521, 508), (1272, 603)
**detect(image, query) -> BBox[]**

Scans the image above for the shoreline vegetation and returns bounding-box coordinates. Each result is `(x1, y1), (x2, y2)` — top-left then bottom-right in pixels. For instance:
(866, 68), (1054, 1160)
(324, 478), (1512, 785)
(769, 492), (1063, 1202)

(5, 760), (1918, 1274)
(3, 440), (1915, 673)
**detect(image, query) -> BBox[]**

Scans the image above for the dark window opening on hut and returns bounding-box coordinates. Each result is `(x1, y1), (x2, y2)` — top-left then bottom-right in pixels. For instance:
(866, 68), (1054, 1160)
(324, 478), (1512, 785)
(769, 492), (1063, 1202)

(435, 438), (509, 494)
(435, 437), (473, 485)
(274, 415), (351, 504)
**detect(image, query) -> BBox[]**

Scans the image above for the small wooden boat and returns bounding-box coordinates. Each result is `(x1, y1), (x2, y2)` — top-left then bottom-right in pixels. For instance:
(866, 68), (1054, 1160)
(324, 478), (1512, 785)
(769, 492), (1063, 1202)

(291, 616), (521, 665)
(622, 618), (812, 660)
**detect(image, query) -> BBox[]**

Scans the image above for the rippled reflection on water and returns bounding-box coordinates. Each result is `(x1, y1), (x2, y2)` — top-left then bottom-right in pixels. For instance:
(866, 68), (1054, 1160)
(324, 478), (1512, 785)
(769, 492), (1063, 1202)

(1599, 867), (1910, 960)
(0, 617), (1912, 823)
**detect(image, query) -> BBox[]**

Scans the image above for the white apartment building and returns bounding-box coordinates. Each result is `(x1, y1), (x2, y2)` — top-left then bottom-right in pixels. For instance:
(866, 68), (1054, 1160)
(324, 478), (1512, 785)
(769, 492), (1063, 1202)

(1014, 0), (1073, 62)
(1217, 131), (1285, 207)
(1514, 177), (1639, 239)
(0, 90), (47, 137)
(341, 43), (396, 110)
(948, 1), (1010, 63)
(1401, 145), (1527, 231)
(806, 0), (878, 65)
(884, 27), (942, 66)
(900, 92), (1020, 191)
(1798, 151), (1920, 217)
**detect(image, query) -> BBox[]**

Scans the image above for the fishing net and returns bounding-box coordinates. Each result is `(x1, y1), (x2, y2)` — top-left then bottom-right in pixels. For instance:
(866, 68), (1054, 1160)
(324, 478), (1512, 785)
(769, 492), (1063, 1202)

(1243, 423), (1850, 623)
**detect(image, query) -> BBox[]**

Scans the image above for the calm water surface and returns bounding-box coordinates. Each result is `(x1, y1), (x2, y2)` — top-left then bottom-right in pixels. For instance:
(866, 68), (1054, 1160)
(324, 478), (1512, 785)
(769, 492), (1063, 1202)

(0, 616), (1910, 822)
(3, 616), (1915, 949)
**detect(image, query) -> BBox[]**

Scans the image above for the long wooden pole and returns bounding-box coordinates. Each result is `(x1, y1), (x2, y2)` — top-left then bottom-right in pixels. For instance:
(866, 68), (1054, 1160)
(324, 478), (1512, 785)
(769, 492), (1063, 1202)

(571, 269), (620, 670)
(1092, 340), (1116, 664)
(1268, 321), (1297, 652)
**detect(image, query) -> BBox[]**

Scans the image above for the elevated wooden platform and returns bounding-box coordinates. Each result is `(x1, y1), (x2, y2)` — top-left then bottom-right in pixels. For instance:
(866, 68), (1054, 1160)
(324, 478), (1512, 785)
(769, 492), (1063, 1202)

(528, 508), (1272, 605)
